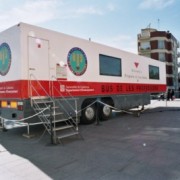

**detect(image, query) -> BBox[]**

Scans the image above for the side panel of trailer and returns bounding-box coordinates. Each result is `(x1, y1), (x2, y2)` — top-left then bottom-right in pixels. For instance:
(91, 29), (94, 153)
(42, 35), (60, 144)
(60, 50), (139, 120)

(19, 23), (166, 97)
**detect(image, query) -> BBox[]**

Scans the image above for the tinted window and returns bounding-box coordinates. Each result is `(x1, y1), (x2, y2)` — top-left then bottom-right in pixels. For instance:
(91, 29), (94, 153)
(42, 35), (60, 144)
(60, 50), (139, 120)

(99, 54), (121, 76)
(149, 65), (159, 80)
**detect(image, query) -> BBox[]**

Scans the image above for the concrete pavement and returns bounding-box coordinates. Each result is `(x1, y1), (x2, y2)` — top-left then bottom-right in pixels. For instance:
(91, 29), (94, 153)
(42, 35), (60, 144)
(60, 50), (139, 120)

(1, 99), (180, 180)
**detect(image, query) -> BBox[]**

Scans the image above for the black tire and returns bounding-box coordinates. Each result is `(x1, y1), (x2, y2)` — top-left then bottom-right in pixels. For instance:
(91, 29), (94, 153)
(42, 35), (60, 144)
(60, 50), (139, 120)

(80, 102), (96, 124)
(99, 103), (112, 121)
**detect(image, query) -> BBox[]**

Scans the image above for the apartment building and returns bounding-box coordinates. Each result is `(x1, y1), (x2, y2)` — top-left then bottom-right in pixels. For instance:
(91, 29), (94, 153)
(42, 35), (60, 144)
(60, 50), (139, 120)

(138, 28), (180, 90)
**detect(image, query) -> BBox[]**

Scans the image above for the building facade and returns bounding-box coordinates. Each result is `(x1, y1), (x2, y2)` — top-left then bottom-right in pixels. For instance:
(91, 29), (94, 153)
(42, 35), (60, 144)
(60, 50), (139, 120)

(138, 28), (180, 91)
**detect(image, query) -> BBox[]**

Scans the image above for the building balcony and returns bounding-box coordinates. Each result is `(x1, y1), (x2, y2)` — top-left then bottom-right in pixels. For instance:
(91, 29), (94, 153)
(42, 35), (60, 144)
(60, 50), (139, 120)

(139, 47), (151, 52)
(138, 33), (151, 40)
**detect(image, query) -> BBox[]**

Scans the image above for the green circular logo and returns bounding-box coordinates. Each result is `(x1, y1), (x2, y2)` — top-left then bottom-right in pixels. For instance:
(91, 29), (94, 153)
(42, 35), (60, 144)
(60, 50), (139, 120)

(0, 43), (11, 76)
(67, 47), (87, 76)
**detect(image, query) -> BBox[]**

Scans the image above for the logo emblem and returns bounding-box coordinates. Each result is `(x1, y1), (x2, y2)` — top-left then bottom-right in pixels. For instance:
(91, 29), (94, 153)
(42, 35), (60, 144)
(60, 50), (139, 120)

(67, 47), (87, 76)
(0, 43), (11, 76)
(134, 62), (139, 68)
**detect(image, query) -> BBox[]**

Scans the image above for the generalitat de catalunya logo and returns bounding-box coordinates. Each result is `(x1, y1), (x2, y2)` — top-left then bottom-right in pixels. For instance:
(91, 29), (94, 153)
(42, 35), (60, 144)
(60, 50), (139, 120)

(67, 47), (87, 76)
(0, 43), (11, 76)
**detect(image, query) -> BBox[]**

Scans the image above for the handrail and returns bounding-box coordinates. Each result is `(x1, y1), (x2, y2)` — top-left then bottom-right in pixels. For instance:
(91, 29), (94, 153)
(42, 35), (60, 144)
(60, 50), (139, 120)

(51, 75), (78, 113)
(51, 75), (79, 127)
(29, 74), (52, 134)
(29, 73), (78, 130)
(30, 73), (51, 98)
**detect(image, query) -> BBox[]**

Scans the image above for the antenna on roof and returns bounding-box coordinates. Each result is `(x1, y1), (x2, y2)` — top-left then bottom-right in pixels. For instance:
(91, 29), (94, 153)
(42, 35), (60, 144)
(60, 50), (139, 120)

(147, 23), (151, 29)
(157, 18), (160, 29)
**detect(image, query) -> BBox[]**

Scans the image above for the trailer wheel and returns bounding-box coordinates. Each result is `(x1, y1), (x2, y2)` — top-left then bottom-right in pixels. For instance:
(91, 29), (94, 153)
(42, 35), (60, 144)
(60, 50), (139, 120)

(99, 104), (112, 121)
(81, 102), (96, 124)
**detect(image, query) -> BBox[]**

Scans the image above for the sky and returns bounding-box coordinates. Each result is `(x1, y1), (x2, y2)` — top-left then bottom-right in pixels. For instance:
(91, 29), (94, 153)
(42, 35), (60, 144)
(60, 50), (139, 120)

(0, 0), (180, 54)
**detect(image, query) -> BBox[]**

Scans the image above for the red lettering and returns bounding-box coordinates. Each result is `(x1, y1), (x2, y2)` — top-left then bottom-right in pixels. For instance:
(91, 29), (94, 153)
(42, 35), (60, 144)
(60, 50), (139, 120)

(116, 85), (123, 92)
(101, 85), (113, 93)
(126, 85), (134, 92)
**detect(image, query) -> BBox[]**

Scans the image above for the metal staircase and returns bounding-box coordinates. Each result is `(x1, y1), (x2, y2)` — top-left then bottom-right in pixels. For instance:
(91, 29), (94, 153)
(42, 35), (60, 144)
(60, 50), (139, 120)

(30, 74), (80, 144)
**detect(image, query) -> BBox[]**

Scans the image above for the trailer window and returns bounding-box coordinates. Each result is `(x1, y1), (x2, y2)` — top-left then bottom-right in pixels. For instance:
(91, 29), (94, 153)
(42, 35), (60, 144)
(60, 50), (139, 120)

(99, 54), (121, 76)
(149, 65), (159, 80)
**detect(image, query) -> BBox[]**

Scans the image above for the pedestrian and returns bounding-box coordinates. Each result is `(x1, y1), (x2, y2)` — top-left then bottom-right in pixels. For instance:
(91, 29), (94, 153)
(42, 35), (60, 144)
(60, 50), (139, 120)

(167, 89), (171, 101)
(171, 89), (175, 101)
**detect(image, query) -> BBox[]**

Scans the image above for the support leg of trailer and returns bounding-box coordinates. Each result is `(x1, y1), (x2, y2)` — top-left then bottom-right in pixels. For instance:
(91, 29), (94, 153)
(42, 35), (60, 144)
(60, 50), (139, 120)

(0, 119), (8, 132)
(95, 99), (101, 126)
(136, 111), (141, 117)
(23, 123), (35, 138)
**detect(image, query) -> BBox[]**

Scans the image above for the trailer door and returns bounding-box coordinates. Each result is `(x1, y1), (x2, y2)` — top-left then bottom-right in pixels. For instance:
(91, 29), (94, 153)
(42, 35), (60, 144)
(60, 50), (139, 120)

(28, 37), (50, 95)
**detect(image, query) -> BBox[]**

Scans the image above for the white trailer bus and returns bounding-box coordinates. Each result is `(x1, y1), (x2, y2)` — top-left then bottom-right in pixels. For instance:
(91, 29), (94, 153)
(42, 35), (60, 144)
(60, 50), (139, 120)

(0, 23), (166, 130)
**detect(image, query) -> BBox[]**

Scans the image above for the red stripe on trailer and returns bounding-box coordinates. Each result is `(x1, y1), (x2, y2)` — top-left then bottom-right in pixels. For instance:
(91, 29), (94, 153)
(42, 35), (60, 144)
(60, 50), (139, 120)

(0, 80), (166, 99)
(53, 81), (166, 97)
(0, 80), (28, 98)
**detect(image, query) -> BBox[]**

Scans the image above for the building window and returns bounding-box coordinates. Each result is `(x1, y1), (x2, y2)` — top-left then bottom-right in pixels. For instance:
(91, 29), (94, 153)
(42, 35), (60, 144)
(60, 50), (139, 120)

(140, 42), (150, 50)
(158, 40), (165, 49)
(166, 65), (173, 74)
(167, 77), (173, 86)
(149, 65), (159, 80)
(151, 53), (159, 60)
(99, 54), (121, 76)
(159, 53), (165, 61)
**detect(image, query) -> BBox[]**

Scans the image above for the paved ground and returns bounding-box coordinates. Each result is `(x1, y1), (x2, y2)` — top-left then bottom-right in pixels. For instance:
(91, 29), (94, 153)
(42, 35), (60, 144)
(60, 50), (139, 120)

(1, 99), (180, 180)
